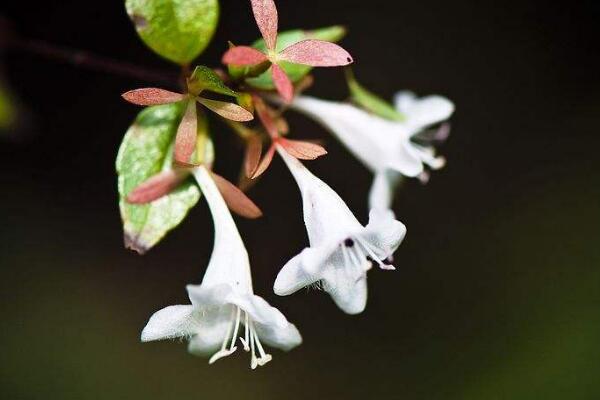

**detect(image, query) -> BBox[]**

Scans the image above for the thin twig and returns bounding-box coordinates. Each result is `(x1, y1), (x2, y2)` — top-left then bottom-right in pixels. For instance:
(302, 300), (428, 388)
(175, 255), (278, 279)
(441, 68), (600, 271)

(7, 37), (178, 87)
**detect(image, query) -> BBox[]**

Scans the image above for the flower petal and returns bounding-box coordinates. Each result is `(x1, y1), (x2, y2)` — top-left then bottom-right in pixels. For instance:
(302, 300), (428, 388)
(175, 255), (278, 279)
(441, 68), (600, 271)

(211, 172), (263, 219)
(187, 305), (235, 356)
(360, 208), (407, 261)
(229, 293), (302, 351)
(126, 170), (187, 204)
(122, 88), (185, 106)
(251, 0), (278, 51)
(321, 268), (368, 315)
(279, 40), (353, 67)
(141, 305), (198, 342)
(277, 146), (363, 244)
(174, 100), (198, 165)
(394, 91), (455, 130)
(274, 246), (333, 296)
(271, 64), (294, 104)
(278, 138), (328, 160)
(222, 46), (269, 66)
(291, 96), (398, 172)
(368, 170), (403, 211)
(388, 142), (425, 177)
(197, 98), (254, 122)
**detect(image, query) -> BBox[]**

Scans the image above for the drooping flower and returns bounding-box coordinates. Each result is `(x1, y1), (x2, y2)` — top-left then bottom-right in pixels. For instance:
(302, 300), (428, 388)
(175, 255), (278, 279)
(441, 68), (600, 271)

(222, 0), (353, 103)
(141, 166), (302, 368)
(273, 146), (407, 314)
(290, 92), (454, 210)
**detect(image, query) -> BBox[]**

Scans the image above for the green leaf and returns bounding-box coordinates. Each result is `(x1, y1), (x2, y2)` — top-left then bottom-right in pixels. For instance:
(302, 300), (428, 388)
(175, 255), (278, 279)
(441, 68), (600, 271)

(125, 0), (219, 65)
(116, 103), (209, 254)
(187, 66), (237, 97)
(0, 84), (16, 130)
(345, 69), (406, 122)
(246, 26), (347, 90)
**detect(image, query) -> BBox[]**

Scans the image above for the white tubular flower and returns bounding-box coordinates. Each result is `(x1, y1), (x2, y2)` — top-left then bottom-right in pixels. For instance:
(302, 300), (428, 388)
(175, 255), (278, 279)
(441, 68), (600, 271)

(141, 166), (302, 369)
(291, 92), (454, 210)
(274, 146), (407, 314)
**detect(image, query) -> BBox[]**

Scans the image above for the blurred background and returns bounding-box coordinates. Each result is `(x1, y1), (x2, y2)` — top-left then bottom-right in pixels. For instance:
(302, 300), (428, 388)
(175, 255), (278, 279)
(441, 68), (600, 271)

(1, 1), (599, 399)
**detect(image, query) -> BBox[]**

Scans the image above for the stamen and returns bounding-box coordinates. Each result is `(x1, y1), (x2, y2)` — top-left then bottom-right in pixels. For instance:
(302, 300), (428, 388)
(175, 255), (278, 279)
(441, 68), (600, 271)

(355, 239), (396, 270)
(251, 320), (272, 367)
(249, 326), (258, 370)
(229, 307), (242, 351)
(209, 307), (238, 365)
(240, 312), (250, 351)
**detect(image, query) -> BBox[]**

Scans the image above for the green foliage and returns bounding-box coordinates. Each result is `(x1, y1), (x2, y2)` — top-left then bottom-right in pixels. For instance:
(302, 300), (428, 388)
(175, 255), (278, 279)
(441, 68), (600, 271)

(116, 103), (211, 254)
(346, 69), (406, 121)
(187, 66), (237, 97)
(125, 0), (219, 65)
(246, 26), (347, 89)
(0, 84), (16, 130)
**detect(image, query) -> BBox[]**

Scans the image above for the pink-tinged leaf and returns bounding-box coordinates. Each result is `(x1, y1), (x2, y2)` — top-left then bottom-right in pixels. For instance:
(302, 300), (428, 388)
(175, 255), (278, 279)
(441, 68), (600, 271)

(244, 135), (263, 178)
(211, 173), (263, 219)
(126, 170), (187, 204)
(174, 101), (198, 165)
(122, 88), (186, 106)
(197, 98), (254, 122)
(222, 46), (269, 66)
(279, 138), (328, 160)
(252, 144), (276, 179)
(271, 64), (294, 104)
(251, 0), (278, 51)
(254, 96), (279, 138)
(279, 40), (354, 67)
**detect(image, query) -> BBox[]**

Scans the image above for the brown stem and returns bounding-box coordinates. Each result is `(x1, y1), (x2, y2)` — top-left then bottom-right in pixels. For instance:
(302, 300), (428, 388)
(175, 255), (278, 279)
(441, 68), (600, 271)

(7, 37), (178, 87)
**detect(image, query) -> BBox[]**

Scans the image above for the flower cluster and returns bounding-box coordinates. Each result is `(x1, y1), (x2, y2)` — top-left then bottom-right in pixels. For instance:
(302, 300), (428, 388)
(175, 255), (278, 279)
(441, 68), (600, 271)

(120, 0), (454, 369)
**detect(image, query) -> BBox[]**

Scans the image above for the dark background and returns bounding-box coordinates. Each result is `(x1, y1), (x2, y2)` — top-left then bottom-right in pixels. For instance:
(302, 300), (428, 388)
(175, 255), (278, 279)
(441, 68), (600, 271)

(1, 1), (599, 399)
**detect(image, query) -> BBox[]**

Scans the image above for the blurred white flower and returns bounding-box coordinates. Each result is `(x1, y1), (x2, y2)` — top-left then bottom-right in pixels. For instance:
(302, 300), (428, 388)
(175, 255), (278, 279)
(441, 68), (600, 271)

(291, 92), (454, 210)
(141, 166), (301, 369)
(274, 146), (407, 314)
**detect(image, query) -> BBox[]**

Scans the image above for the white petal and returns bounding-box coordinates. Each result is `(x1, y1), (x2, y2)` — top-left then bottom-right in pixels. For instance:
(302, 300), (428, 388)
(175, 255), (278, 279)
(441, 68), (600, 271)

(321, 268), (368, 315)
(141, 305), (199, 342)
(277, 146), (363, 245)
(394, 92), (455, 131)
(393, 91), (417, 113)
(388, 142), (425, 177)
(368, 170), (403, 211)
(187, 305), (234, 356)
(230, 293), (303, 351)
(192, 167), (253, 292)
(274, 246), (332, 296)
(360, 209), (407, 260)
(186, 283), (233, 310)
(291, 96), (401, 172)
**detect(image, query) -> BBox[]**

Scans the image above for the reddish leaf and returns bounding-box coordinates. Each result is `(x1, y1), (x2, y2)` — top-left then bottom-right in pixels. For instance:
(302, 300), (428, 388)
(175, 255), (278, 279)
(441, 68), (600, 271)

(275, 115), (289, 135)
(222, 46), (269, 66)
(279, 138), (328, 160)
(251, 0), (278, 51)
(244, 135), (263, 178)
(197, 98), (254, 122)
(211, 173), (263, 219)
(254, 96), (279, 138)
(252, 144), (276, 179)
(122, 88), (186, 106)
(126, 170), (187, 204)
(174, 101), (198, 165)
(279, 40), (354, 67)
(271, 64), (294, 104)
